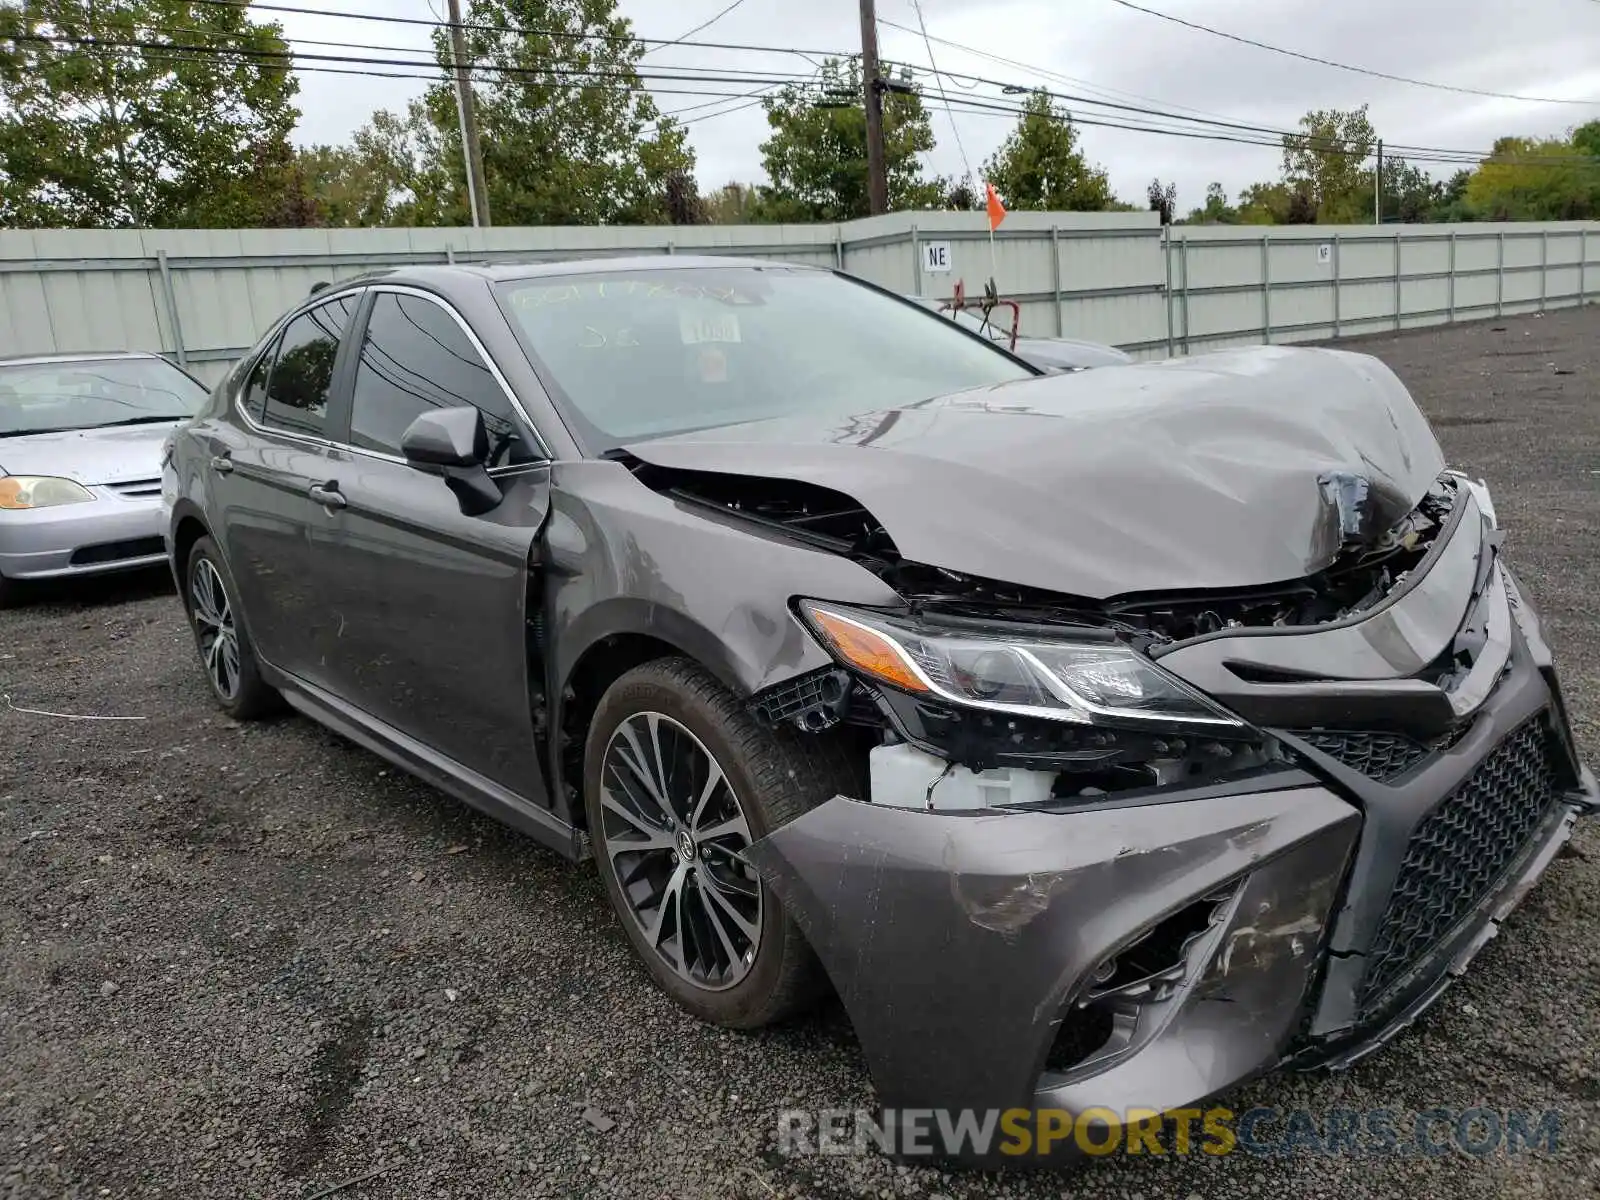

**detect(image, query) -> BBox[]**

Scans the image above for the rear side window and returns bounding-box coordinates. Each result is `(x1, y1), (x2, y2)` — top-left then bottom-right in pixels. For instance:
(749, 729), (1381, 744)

(239, 336), (278, 422)
(260, 296), (356, 437)
(348, 291), (532, 465)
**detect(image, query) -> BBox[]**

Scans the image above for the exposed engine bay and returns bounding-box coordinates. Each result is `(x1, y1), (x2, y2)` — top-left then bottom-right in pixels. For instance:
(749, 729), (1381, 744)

(640, 462), (1460, 648)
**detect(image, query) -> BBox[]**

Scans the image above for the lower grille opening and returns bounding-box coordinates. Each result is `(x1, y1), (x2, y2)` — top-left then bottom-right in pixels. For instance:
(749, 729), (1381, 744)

(1358, 716), (1560, 1014)
(68, 536), (165, 566)
(1044, 1004), (1116, 1073)
(1043, 888), (1236, 1076)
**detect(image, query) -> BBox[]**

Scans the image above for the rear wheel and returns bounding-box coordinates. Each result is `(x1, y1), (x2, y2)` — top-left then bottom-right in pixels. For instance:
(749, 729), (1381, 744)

(583, 657), (859, 1028)
(185, 536), (280, 719)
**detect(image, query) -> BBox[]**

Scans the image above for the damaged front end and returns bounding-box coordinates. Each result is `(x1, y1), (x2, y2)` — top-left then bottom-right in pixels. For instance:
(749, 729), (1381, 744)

(711, 469), (1596, 1164)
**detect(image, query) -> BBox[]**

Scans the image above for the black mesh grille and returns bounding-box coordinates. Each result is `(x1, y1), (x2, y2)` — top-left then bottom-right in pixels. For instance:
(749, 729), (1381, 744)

(1359, 718), (1559, 1011)
(1292, 730), (1430, 782)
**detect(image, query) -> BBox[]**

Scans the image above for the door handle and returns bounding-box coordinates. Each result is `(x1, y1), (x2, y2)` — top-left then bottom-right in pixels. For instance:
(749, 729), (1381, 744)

(308, 482), (346, 510)
(210, 453), (234, 474)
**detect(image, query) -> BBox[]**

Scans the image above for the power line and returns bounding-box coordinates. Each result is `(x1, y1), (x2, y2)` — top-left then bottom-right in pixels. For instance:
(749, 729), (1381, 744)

(642, 0), (754, 57)
(0, 30), (811, 88)
(907, 0), (973, 187)
(1102, 0), (1600, 106)
(932, 90), (1599, 169)
(875, 14), (1245, 128)
(870, 21), (1596, 166)
(181, 0), (841, 59)
(124, 12), (1565, 167)
(16, 22), (1593, 171)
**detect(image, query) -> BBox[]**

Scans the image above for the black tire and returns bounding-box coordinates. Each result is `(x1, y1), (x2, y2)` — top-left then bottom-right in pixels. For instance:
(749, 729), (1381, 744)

(0, 574), (17, 609)
(184, 536), (281, 720)
(583, 657), (860, 1029)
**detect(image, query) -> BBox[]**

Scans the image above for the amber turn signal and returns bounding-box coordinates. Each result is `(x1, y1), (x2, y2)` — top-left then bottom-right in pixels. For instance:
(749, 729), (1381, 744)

(804, 605), (930, 694)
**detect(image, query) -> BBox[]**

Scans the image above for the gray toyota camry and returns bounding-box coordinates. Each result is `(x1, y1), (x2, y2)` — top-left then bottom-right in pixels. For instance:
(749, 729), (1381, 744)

(163, 258), (1595, 1162)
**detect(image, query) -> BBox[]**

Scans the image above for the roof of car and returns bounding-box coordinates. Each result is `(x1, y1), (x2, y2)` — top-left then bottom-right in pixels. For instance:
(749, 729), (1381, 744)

(0, 350), (170, 368)
(325, 256), (822, 294)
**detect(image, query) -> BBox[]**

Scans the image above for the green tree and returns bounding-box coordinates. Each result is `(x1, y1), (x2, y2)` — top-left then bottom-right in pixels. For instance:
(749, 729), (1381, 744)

(1574, 119), (1600, 159)
(0, 0), (301, 227)
(293, 143), (405, 228)
(1282, 105), (1377, 223)
(1379, 155), (1443, 223)
(756, 58), (941, 220)
(983, 91), (1111, 211)
(364, 0), (697, 226)
(1236, 181), (1298, 225)
(702, 181), (762, 224)
(1464, 131), (1600, 220)
(1147, 178), (1176, 224)
(1187, 181), (1239, 224)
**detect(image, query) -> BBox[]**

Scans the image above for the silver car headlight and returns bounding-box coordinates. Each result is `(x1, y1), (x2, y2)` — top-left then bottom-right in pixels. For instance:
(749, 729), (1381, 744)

(800, 601), (1242, 729)
(0, 476), (96, 510)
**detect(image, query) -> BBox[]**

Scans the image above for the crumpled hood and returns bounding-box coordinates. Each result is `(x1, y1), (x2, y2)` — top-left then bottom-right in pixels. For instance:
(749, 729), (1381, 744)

(0, 421), (180, 485)
(625, 346), (1447, 599)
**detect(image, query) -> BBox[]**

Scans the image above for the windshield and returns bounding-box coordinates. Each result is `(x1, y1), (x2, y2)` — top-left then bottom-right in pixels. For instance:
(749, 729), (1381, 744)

(497, 267), (1035, 448)
(0, 357), (208, 437)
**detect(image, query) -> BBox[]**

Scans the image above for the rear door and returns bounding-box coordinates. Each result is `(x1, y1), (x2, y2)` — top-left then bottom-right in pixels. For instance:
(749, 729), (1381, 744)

(206, 293), (360, 688)
(315, 286), (552, 800)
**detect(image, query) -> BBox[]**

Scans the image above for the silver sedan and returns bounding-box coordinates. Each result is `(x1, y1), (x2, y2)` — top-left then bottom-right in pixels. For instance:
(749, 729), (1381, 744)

(0, 352), (209, 604)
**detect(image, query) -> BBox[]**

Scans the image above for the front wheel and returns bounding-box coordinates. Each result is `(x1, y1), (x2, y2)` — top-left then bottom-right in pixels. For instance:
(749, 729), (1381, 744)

(583, 657), (859, 1029)
(184, 536), (281, 719)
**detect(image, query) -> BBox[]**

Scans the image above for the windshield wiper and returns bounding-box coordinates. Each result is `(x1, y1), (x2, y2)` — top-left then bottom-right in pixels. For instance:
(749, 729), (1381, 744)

(93, 415), (189, 428)
(0, 414), (187, 438)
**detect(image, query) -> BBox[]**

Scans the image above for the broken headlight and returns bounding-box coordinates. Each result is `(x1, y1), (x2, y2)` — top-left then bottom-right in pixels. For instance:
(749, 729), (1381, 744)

(800, 602), (1242, 731)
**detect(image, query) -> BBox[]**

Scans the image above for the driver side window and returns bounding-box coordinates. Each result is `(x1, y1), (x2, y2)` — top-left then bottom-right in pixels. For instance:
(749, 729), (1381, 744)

(348, 291), (533, 465)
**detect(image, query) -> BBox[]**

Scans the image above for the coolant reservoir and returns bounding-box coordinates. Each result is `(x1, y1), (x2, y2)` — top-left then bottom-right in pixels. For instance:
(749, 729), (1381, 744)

(868, 743), (1056, 811)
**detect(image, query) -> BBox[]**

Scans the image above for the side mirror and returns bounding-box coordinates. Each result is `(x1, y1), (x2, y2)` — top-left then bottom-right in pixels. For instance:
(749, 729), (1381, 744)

(400, 406), (489, 468)
(399, 406), (502, 516)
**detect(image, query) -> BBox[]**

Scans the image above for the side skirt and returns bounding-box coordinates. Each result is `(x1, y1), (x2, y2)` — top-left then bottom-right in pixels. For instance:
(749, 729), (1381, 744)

(266, 666), (587, 863)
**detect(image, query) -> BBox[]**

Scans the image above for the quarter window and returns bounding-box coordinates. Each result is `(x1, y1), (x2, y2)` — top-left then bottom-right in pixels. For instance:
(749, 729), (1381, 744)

(349, 291), (532, 464)
(240, 336), (277, 422)
(260, 296), (356, 436)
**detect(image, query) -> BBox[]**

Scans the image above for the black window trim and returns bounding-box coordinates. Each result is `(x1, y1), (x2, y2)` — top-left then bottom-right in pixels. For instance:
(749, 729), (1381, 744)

(335, 284), (552, 470)
(233, 288), (366, 451)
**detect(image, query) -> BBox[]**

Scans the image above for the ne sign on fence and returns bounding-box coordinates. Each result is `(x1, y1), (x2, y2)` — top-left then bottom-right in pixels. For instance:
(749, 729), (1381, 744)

(0, 213), (1594, 384)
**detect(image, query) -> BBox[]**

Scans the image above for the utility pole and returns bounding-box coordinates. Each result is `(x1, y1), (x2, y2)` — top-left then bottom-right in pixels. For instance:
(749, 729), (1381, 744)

(447, 0), (492, 228)
(1374, 138), (1383, 226)
(858, 0), (889, 216)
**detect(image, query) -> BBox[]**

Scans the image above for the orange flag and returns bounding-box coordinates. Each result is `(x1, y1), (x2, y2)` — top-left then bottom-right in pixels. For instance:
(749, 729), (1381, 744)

(985, 182), (1007, 231)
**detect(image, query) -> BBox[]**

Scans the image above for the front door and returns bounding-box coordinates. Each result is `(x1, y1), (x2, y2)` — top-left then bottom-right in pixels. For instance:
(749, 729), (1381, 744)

(315, 288), (551, 802)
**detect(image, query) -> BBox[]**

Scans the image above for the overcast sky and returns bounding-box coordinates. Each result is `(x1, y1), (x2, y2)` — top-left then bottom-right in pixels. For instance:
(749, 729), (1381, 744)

(284, 0), (1600, 212)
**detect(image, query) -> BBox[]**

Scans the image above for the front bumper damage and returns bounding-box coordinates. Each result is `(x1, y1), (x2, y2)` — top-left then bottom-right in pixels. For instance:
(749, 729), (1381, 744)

(745, 487), (1597, 1165)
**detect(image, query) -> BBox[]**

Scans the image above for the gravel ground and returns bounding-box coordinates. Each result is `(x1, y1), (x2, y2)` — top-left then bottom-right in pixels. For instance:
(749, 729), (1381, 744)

(3, 308), (1598, 1200)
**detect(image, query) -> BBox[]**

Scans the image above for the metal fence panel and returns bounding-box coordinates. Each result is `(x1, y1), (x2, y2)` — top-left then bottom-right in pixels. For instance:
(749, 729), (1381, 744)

(1, 215), (1596, 381)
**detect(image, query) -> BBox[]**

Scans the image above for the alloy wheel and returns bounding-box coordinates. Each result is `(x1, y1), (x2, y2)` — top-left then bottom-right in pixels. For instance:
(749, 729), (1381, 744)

(599, 712), (763, 992)
(190, 558), (240, 701)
